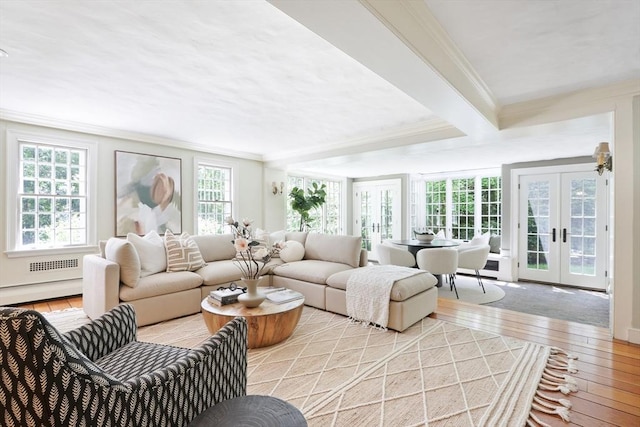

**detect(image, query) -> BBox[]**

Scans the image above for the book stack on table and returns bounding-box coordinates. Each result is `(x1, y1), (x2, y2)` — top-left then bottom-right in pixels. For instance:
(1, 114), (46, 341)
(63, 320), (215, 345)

(266, 289), (304, 304)
(208, 288), (244, 306)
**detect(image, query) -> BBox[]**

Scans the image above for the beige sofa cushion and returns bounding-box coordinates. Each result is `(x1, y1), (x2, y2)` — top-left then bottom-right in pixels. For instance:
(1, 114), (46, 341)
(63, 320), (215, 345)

(285, 231), (308, 245)
(191, 234), (237, 262)
(196, 260), (243, 286)
(273, 260), (353, 285)
(119, 271), (203, 301)
(326, 268), (437, 302)
(164, 230), (206, 272)
(127, 231), (167, 276)
(105, 238), (140, 288)
(304, 233), (362, 268)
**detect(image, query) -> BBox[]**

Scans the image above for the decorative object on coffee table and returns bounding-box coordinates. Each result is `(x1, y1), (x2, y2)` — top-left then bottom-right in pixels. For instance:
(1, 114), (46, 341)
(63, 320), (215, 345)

(226, 216), (273, 307)
(201, 296), (304, 348)
(188, 395), (307, 427)
(238, 277), (266, 308)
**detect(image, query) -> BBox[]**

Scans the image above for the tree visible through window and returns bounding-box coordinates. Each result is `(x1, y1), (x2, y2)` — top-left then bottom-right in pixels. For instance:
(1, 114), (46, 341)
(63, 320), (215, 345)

(18, 142), (87, 248)
(412, 174), (502, 240)
(286, 176), (342, 234)
(451, 178), (475, 240)
(197, 164), (232, 234)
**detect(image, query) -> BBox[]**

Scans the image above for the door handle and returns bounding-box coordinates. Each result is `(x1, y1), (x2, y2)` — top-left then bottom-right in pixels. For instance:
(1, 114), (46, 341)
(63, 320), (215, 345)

(552, 228), (556, 242)
(562, 228), (567, 243)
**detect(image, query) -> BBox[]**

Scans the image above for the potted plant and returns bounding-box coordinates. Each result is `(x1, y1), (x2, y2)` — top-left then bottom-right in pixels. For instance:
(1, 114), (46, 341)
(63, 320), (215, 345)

(289, 182), (327, 232)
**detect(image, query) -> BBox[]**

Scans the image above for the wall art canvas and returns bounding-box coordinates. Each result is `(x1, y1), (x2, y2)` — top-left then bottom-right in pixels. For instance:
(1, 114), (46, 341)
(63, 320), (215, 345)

(115, 151), (182, 236)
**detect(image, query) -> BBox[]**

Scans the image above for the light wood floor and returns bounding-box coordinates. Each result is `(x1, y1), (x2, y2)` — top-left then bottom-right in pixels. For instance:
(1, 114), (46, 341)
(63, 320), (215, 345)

(17, 295), (640, 426)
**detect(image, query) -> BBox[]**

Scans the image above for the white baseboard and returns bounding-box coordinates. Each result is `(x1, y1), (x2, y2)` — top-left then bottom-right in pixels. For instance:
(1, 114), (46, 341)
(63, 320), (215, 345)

(628, 328), (640, 344)
(0, 279), (82, 305)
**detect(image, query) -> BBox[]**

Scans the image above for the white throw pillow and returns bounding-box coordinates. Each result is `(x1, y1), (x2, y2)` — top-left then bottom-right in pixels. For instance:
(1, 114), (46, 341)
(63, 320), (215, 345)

(279, 240), (305, 263)
(470, 231), (491, 246)
(164, 229), (206, 272)
(270, 230), (285, 244)
(127, 231), (167, 277)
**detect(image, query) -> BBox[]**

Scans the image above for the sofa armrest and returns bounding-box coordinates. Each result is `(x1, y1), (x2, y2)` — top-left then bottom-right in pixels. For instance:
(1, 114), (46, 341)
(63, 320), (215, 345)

(83, 254), (121, 321)
(64, 304), (137, 361)
(359, 248), (368, 267)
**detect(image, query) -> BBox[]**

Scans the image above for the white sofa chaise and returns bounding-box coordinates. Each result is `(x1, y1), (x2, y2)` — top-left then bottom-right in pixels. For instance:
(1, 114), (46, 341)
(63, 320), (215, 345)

(83, 232), (438, 331)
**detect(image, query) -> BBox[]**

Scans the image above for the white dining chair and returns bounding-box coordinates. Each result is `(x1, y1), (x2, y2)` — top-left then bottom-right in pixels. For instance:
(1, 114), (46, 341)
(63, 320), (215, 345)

(457, 244), (491, 293)
(376, 243), (416, 267)
(416, 248), (459, 298)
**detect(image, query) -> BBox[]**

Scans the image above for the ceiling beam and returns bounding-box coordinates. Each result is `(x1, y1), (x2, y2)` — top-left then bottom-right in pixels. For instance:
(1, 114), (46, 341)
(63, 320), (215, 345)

(268, 0), (499, 138)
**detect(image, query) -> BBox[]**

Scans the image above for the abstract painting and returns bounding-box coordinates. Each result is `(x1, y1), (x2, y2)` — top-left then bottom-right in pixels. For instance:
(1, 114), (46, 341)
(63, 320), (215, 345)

(115, 151), (182, 236)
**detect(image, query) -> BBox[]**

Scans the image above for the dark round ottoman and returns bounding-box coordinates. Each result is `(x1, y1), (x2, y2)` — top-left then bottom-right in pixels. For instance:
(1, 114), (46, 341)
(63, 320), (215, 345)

(188, 395), (307, 427)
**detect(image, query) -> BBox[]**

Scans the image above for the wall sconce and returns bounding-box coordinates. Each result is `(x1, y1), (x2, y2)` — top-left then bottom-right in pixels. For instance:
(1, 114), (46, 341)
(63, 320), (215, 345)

(272, 181), (284, 195)
(593, 142), (612, 175)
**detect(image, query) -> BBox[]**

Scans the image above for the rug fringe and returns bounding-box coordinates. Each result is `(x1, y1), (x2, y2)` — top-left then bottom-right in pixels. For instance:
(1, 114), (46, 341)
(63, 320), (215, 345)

(527, 347), (579, 425)
(347, 316), (388, 331)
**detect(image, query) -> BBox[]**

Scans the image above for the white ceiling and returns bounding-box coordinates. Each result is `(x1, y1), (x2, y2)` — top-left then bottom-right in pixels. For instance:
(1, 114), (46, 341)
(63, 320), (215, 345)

(0, 0), (638, 177)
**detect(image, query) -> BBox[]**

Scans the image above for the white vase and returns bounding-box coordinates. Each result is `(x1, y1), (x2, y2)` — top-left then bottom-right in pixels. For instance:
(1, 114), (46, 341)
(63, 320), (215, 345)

(238, 277), (266, 308)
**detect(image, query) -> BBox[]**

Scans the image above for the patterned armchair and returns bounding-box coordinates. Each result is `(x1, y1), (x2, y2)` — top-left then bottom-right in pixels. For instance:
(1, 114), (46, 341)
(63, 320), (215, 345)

(0, 304), (247, 427)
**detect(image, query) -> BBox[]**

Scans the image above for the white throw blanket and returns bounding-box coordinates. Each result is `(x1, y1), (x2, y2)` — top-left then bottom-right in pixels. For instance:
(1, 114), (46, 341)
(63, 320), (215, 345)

(346, 265), (423, 329)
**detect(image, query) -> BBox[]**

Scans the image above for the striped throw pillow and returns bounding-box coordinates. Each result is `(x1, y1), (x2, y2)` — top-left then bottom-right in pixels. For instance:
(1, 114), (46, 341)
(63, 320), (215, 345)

(164, 230), (205, 272)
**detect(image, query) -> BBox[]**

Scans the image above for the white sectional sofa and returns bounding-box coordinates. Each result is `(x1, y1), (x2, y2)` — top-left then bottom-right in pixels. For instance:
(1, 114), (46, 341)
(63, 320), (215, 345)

(83, 232), (438, 331)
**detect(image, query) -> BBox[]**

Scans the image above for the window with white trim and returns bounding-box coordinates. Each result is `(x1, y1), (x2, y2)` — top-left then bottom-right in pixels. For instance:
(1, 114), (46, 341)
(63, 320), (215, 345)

(15, 139), (89, 249)
(286, 175), (343, 234)
(411, 173), (502, 240)
(196, 164), (233, 235)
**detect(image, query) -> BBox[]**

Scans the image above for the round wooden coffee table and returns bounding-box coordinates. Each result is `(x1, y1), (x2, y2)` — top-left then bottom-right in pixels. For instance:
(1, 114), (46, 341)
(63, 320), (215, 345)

(200, 295), (304, 348)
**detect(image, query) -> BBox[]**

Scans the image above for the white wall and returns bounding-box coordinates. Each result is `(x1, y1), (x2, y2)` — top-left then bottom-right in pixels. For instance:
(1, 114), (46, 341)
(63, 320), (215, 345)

(0, 120), (264, 304)
(262, 167), (288, 232)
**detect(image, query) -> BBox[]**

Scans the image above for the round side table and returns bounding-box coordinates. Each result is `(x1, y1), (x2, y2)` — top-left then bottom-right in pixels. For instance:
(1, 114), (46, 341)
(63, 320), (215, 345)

(188, 395), (307, 427)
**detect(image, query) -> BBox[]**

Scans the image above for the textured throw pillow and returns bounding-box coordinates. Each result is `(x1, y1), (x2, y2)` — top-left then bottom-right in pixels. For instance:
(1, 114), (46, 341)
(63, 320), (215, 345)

(127, 231), (167, 276)
(279, 240), (305, 263)
(105, 238), (140, 287)
(164, 229), (206, 272)
(489, 235), (501, 254)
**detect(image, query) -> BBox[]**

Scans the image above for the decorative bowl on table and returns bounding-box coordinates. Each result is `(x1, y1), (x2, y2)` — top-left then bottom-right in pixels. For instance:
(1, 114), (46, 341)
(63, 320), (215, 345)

(414, 231), (436, 242)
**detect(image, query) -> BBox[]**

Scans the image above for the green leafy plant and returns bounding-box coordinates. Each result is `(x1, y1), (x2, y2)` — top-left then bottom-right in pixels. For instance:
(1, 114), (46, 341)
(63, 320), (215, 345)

(289, 182), (327, 231)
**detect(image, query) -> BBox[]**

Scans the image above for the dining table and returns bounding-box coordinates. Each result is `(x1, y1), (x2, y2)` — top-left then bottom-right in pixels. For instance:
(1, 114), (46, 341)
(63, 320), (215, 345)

(387, 239), (460, 287)
(387, 239), (460, 257)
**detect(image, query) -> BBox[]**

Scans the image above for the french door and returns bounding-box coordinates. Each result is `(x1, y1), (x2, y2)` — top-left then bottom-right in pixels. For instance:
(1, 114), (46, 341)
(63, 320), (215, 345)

(518, 171), (607, 289)
(353, 179), (402, 261)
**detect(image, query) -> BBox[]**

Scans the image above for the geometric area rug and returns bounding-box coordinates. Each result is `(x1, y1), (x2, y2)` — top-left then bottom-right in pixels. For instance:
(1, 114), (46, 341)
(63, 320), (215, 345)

(44, 306), (579, 426)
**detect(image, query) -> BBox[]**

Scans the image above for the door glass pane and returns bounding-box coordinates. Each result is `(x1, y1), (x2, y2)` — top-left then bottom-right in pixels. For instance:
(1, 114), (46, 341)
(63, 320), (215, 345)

(360, 191), (373, 251)
(526, 181), (550, 271)
(568, 178), (597, 276)
(380, 190), (393, 241)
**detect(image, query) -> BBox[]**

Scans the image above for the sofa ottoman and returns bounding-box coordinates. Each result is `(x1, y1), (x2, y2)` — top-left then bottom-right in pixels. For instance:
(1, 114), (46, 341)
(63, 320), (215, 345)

(325, 267), (438, 332)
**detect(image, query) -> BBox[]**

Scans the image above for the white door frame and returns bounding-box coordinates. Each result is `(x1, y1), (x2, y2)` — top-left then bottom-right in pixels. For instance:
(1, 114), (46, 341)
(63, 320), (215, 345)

(353, 179), (402, 261)
(517, 170), (607, 289)
(510, 163), (610, 287)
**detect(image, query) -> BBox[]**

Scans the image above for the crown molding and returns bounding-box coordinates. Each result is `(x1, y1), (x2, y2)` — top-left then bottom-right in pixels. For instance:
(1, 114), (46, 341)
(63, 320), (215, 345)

(499, 79), (640, 129)
(263, 116), (463, 167)
(0, 109), (263, 161)
(360, 0), (498, 117)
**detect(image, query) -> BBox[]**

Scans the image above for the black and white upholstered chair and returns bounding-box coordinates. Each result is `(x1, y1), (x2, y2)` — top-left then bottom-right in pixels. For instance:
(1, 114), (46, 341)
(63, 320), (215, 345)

(0, 303), (247, 427)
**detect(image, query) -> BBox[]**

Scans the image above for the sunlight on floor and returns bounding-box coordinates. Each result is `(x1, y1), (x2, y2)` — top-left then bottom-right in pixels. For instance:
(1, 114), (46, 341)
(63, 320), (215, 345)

(552, 286), (574, 294)
(580, 289), (610, 300)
